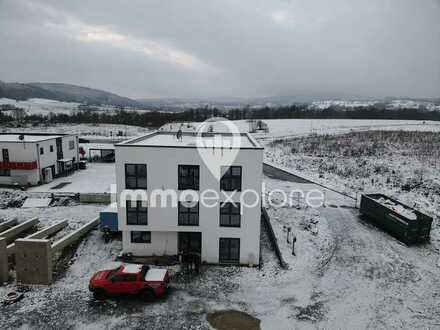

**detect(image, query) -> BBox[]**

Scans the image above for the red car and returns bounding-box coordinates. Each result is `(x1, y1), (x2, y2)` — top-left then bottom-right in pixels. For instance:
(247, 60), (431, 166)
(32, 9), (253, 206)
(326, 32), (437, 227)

(89, 263), (170, 301)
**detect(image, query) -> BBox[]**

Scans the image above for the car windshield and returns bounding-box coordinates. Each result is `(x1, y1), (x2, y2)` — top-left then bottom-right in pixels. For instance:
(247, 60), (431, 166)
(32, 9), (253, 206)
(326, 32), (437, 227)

(106, 266), (122, 280)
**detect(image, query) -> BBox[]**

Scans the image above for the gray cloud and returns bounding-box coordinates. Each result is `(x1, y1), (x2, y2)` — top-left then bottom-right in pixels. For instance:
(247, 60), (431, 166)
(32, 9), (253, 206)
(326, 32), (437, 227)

(0, 0), (439, 99)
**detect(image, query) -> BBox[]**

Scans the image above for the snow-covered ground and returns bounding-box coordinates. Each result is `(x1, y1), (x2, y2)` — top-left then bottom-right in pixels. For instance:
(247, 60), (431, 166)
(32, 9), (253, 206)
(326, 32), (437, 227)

(1, 123), (149, 140)
(308, 99), (440, 111)
(0, 98), (82, 115)
(27, 163), (115, 194)
(1, 172), (439, 329)
(160, 119), (440, 141)
(265, 130), (440, 219)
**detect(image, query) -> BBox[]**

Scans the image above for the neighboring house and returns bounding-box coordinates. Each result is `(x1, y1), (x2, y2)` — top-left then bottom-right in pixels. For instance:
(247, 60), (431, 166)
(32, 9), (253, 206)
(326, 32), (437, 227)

(0, 133), (79, 186)
(115, 131), (263, 265)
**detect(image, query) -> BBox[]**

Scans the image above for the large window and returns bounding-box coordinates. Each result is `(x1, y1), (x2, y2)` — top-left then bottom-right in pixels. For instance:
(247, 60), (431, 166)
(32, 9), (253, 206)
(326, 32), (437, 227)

(220, 166), (242, 191)
(126, 201), (148, 225)
(125, 164), (147, 189)
(220, 203), (241, 227)
(219, 238), (240, 264)
(178, 202), (199, 226)
(131, 231), (151, 243)
(178, 165), (199, 190)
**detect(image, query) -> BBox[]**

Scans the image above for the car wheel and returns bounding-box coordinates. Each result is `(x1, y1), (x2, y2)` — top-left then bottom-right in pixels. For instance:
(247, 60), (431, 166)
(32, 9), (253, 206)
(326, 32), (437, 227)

(140, 289), (155, 302)
(93, 289), (106, 300)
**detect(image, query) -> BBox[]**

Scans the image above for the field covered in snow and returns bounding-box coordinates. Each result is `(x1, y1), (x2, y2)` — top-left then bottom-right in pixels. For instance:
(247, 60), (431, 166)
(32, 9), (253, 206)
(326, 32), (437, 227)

(161, 118), (440, 141)
(0, 118), (439, 329)
(265, 130), (440, 220)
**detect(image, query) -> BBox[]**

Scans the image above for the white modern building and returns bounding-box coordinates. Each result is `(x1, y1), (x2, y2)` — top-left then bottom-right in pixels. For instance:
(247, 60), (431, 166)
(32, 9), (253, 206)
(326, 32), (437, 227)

(115, 131), (263, 265)
(0, 133), (79, 186)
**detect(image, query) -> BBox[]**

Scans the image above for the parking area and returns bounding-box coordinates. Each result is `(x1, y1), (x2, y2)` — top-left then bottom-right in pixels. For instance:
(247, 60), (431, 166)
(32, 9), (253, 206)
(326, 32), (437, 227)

(27, 163), (115, 194)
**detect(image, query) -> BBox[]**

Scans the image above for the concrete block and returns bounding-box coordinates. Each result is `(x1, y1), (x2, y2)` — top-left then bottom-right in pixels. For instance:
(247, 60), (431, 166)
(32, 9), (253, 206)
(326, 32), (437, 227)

(0, 238), (8, 283)
(0, 218), (18, 234)
(52, 218), (98, 252)
(7, 220), (68, 257)
(0, 218), (39, 244)
(80, 193), (111, 204)
(15, 239), (52, 285)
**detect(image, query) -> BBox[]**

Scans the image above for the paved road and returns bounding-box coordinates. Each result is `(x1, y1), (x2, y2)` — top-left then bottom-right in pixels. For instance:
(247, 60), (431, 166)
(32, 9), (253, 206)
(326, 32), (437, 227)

(263, 166), (440, 329)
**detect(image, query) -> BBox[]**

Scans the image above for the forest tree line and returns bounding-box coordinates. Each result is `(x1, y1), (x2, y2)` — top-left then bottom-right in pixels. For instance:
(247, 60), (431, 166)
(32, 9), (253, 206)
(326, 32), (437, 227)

(1, 103), (440, 128)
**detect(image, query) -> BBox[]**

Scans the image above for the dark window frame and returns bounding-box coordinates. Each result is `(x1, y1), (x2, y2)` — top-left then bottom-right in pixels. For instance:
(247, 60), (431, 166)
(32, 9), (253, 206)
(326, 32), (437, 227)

(0, 149), (9, 176)
(220, 166), (242, 191)
(178, 165), (200, 190)
(2, 149), (9, 162)
(219, 238), (240, 264)
(68, 140), (75, 150)
(126, 200), (148, 225)
(0, 169), (10, 177)
(131, 231), (151, 243)
(50, 145), (54, 153)
(178, 202), (199, 226)
(39, 147), (44, 155)
(220, 202), (241, 227)
(125, 164), (147, 189)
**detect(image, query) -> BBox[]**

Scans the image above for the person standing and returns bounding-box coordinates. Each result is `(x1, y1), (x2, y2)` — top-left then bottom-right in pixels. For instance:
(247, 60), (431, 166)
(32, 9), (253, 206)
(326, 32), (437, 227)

(292, 234), (297, 256)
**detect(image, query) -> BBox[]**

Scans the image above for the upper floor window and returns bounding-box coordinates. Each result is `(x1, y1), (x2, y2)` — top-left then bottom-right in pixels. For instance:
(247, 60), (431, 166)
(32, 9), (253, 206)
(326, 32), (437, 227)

(220, 202), (241, 227)
(40, 147), (44, 155)
(178, 165), (199, 190)
(126, 201), (148, 225)
(220, 166), (242, 191)
(178, 202), (199, 226)
(69, 140), (75, 150)
(125, 164), (147, 189)
(50, 145), (54, 153)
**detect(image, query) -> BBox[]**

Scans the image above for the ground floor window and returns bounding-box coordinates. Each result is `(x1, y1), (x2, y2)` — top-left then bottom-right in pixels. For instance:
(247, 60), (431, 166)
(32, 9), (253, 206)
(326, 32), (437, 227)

(0, 169), (10, 176)
(219, 238), (240, 264)
(131, 231), (151, 243)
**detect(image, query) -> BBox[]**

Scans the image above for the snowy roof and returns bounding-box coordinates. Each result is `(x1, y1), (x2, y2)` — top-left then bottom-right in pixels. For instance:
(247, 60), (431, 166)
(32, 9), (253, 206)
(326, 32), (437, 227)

(144, 269), (167, 281)
(117, 131), (263, 149)
(0, 134), (63, 143)
(101, 202), (118, 213)
(122, 264), (143, 274)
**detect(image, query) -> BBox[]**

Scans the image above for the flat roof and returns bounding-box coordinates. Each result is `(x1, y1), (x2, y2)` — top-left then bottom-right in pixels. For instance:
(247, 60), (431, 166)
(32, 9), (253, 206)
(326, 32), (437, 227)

(0, 134), (63, 143)
(117, 131), (263, 149)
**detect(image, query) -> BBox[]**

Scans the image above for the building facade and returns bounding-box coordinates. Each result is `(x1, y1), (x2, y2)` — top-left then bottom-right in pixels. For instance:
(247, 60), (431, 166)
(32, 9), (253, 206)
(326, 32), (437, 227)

(0, 133), (79, 186)
(115, 131), (263, 265)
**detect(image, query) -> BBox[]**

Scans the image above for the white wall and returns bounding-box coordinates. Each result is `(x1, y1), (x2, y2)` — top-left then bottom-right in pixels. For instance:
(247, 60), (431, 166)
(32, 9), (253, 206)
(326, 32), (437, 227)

(0, 134), (79, 185)
(122, 231), (177, 256)
(115, 142), (263, 265)
(0, 141), (39, 185)
(61, 135), (79, 164)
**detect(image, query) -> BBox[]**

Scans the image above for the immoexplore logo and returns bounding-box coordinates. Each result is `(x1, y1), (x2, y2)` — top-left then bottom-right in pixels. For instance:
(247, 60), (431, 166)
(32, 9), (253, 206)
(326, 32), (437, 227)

(110, 184), (325, 210)
(112, 118), (325, 211)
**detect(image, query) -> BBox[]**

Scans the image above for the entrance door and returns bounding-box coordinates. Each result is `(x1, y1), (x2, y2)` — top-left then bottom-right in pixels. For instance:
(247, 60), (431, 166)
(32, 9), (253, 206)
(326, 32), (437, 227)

(178, 232), (201, 254)
(56, 138), (63, 160)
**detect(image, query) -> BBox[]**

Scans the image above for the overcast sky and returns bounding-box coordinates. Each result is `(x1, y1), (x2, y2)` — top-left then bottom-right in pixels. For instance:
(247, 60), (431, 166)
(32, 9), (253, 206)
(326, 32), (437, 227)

(0, 0), (439, 99)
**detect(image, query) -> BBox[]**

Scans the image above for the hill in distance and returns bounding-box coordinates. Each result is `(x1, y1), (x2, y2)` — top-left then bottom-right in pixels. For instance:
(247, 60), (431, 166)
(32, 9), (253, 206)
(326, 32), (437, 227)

(0, 81), (138, 107)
